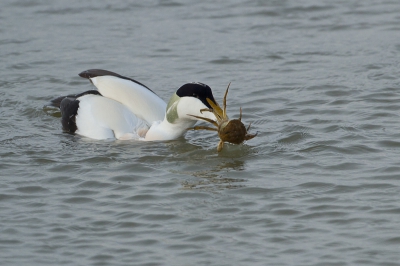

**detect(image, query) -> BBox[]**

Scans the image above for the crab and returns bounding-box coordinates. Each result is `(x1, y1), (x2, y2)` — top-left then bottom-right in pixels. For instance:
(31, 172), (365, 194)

(188, 83), (257, 152)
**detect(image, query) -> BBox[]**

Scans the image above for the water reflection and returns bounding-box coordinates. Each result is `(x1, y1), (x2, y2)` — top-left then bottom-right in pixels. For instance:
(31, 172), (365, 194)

(178, 159), (247, 190)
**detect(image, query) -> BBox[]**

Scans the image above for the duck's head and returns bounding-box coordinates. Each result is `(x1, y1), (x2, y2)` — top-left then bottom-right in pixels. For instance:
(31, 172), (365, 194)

(166, 82), (218, 124)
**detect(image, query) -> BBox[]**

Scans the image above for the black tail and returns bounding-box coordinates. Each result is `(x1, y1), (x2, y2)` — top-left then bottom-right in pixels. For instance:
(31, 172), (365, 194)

(49, 90), (101, 133)
(50, 90), (101, 108)
(60, 97), (80, 133)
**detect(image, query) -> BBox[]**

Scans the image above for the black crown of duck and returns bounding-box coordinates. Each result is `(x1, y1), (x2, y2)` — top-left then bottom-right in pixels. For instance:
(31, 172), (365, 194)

(187, 83), (257, 152)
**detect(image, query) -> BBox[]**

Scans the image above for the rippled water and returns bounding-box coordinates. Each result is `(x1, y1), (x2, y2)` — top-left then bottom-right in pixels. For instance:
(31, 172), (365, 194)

(2, 0), (400, 265)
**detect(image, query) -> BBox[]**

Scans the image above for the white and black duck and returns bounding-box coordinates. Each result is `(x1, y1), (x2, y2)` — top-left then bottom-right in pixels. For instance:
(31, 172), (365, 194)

(51, 69), (217, 141)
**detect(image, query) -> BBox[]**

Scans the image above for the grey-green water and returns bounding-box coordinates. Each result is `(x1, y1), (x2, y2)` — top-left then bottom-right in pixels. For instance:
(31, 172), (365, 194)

(1, 1), (400, 265)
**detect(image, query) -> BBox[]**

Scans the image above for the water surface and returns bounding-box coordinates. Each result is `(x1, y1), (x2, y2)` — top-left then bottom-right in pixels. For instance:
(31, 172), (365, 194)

(1, 1), (400, 265)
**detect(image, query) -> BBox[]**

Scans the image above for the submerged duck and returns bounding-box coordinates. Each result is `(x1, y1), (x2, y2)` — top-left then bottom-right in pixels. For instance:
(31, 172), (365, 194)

(51, 69), (218, 141)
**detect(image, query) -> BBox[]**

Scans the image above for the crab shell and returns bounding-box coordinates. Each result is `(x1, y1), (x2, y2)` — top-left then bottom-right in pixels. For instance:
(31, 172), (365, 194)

(218, 119), (247, 145)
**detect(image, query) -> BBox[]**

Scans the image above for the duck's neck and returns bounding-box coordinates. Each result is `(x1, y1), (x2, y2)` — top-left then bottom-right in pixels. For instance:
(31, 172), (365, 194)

(143, 92), (216, 141)
(144, 117), (195, 141)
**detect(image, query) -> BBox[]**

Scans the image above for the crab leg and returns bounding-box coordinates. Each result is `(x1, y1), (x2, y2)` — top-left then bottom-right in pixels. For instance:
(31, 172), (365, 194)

(187, 126), (218, 131)
(187, 114), (219, 127)
(246, 122), (252, 131)
(217, 140), (224, 152)
(223, 82), (230, 119)
(244, 132), (258, 140)
(200, 108), (213, 114)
